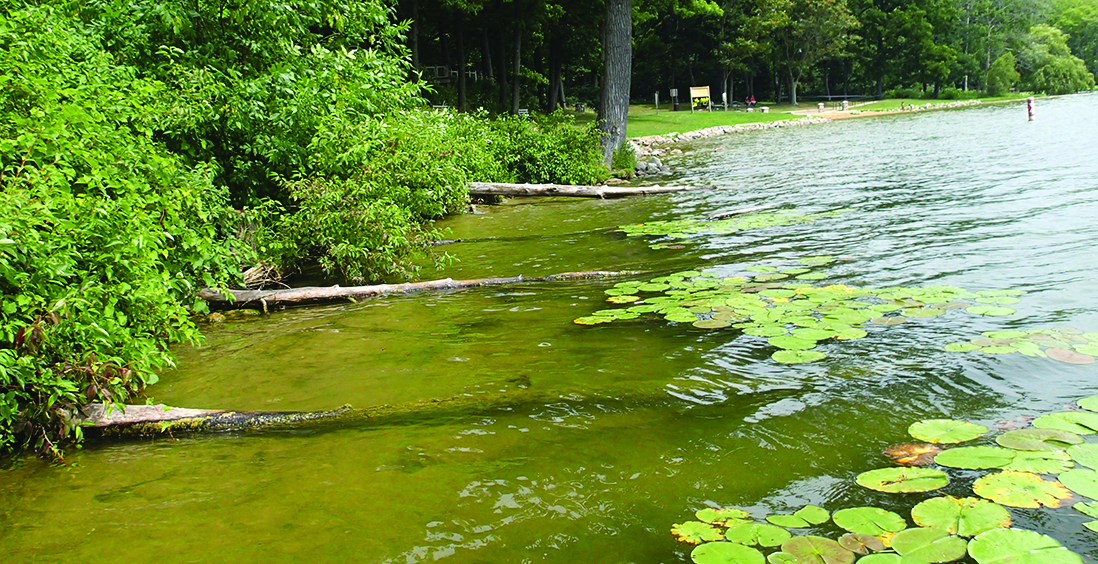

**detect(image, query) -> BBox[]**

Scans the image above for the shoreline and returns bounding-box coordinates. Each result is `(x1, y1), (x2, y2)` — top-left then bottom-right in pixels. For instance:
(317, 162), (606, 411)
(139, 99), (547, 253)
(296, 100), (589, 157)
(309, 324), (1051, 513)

(628, 97), (1029, 164)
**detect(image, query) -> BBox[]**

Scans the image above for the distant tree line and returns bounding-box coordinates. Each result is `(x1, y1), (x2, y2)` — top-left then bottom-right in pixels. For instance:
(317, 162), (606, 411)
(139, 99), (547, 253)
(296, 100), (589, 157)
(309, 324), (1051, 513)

(400, 0), (1096, 107)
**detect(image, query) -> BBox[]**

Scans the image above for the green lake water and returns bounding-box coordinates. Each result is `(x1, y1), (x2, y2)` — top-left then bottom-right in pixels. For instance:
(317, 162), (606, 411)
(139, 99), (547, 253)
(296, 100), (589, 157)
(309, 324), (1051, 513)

(3, 95), (1098, 563)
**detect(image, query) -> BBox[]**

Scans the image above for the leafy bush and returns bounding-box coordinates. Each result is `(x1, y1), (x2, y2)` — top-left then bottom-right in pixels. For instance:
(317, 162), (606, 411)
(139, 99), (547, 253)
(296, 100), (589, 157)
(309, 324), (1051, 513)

(986, 52), (1022, 96)
(261, 110), (607, 283)
(937, 87), (980, 100)
(612, 143), (638, 173)
(0, 5), (239, 454)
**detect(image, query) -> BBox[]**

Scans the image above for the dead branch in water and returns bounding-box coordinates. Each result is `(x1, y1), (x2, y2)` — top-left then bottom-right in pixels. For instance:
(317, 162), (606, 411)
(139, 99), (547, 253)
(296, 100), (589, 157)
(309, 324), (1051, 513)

(198, 270), (641, 310)
(468, 182), (716, 199)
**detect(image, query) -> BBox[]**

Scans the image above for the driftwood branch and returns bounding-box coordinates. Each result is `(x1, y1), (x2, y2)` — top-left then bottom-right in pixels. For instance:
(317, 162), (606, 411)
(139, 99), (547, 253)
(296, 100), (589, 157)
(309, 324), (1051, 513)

(468, 182), (716, 199)
(198, 270), (640, 310)
(71, 403), (355, 436)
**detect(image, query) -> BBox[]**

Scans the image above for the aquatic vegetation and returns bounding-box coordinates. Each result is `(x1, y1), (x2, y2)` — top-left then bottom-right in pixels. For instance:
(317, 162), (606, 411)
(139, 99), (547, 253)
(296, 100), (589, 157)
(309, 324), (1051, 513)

(673, 395), (1098, 563)
(577, 260), (1028, 365)
(944, 328), (1098, 364)
(618, 210), (848, 249)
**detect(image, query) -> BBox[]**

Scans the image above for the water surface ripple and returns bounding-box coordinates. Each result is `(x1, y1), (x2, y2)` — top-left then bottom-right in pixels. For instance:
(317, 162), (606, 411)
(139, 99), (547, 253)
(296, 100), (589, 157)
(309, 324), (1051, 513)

(2, 95), (1098, 563)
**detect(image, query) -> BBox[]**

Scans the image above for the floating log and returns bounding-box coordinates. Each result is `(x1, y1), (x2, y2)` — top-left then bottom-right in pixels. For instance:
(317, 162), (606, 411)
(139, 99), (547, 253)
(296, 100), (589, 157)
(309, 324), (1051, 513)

(467, 182), (716, 199)
(72, 403), (355, 436)
(197, 270), (640, 310)
(72, 383), (798, 440)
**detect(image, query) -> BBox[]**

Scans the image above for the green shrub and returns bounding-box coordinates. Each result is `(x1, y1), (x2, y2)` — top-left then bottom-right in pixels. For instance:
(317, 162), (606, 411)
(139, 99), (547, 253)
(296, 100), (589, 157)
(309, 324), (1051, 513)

(937, 87), (979, 100)
(261, 110), (608, 283)
(986, 52), (1021, 96)
(612, 143), (637, 173)
(0, 5), (240, 454)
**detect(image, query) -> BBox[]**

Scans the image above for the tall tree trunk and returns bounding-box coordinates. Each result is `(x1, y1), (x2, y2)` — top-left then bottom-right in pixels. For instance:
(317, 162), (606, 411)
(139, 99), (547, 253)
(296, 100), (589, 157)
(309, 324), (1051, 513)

(457, 11), (467, 112)
(511, 22), (523, 114)
(499, 29), (509, 106)
(481, 29), (494, 78)
(599, 0), (632, 166)
(411, 0), (420, 71)
(788, 68), (798, 106)
(548, 49), (562, 112)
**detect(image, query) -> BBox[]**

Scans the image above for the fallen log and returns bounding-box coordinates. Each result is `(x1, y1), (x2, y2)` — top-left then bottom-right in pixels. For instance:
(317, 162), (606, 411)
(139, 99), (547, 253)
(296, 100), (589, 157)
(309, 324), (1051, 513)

(197, 270), (640, 310)
(468, 182), (716, 199)
(72, 403), (355, 436)
(71, 384), (797, 440)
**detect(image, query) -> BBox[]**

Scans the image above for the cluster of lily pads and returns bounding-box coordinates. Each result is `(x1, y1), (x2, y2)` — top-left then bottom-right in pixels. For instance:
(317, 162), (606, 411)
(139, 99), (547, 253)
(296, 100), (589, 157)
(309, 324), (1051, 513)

(575, 259), (1027, 364)
(673, 396), (1098, 563)
(618, 210), (847, 250)
(945, 328), (1098, 365)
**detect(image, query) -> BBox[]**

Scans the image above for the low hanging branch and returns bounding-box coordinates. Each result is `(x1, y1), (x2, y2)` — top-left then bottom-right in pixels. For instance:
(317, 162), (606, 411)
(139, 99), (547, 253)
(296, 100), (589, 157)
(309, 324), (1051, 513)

(197, 270), (640, 310)
(468, 182), (716, 199)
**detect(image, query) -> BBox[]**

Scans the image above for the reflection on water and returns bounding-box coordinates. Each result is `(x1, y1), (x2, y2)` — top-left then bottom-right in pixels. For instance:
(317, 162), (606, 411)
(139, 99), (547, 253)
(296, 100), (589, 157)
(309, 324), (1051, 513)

(3, 95), (1098, 563)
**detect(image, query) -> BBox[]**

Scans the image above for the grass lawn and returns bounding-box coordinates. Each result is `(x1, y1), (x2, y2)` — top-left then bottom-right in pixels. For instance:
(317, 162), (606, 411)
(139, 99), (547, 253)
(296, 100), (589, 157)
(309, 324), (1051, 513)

(573, 104), (796, 138)
(567, 94), (1033, 139)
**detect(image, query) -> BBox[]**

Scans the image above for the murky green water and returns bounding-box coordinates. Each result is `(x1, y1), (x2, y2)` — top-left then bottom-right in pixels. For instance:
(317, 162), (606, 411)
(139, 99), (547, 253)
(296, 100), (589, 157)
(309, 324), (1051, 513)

(4, 95), (1098, 563)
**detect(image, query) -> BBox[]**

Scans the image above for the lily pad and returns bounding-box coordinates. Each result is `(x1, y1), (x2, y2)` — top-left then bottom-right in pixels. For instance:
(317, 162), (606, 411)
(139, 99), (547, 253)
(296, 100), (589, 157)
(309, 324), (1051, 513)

(910, 496), (1011, 537)
(690, 542), (765, 564)
(832, 507), (906, 536)
(995, 428), (1083, 451)
(766, 552), (797, 564)
(673, 521), (725, 544)
(854, 556), (902, 564)
(933, 446), (1014, 469)
(694, 319), (733, 330)
(574, 316), (614, 325)
(697, 507), (751, 524)
(972, 471), (1072, 508)
(870, 316), (906, 326)
(1002, 450), (1073, 474)
(836, 533), (884, 554)
(1067, 443), (1098, 469)
(766, 505), (830, 528)
(1077, 396), (1098, 412)
(1074, 501), (1098, 518)
(856, 467), (949, 493)
(1058, 468), (1098, 500)
(723, 521), (792, 547)
(966, 306), (1016, 317)
(1046, 348), (1095, 364)
(889, 527), (968, 563)
(790, 328), (837, 341)
(772, 350), (827, 364)
(883, 443), (941, 466)
(744, 325), (789, 337)
(967, 528), (1082, 564)
(909, 419), (989, 444)
(902, 307), (945, 318)
(607, 295), (641, 304)
(945, 343), (981, 352)
(779, 536), (854, 564)
(768, 336), (818, 350)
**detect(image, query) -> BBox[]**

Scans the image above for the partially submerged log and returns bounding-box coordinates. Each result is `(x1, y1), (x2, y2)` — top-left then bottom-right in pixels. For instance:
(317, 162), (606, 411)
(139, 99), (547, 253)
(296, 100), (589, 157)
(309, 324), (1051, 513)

(197, 270), (640, 310)
(73, 403), (355, 436)
(468, 182), (716, 199)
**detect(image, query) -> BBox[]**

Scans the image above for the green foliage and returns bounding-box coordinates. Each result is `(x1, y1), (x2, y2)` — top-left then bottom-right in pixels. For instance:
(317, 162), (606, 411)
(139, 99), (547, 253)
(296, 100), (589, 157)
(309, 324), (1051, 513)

(79, 0), (421, 206)
(612, 143), (637, 172)
(261, 110), (607, 283)
(0, 4), (239, 454)
(1020, 24), (1096, 94)
(986, 52), (1022, 96)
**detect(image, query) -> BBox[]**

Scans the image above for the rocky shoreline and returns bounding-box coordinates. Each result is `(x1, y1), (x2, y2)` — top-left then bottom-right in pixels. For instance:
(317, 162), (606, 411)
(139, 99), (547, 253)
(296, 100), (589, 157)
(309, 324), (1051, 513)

(628, 117), (831, 177)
